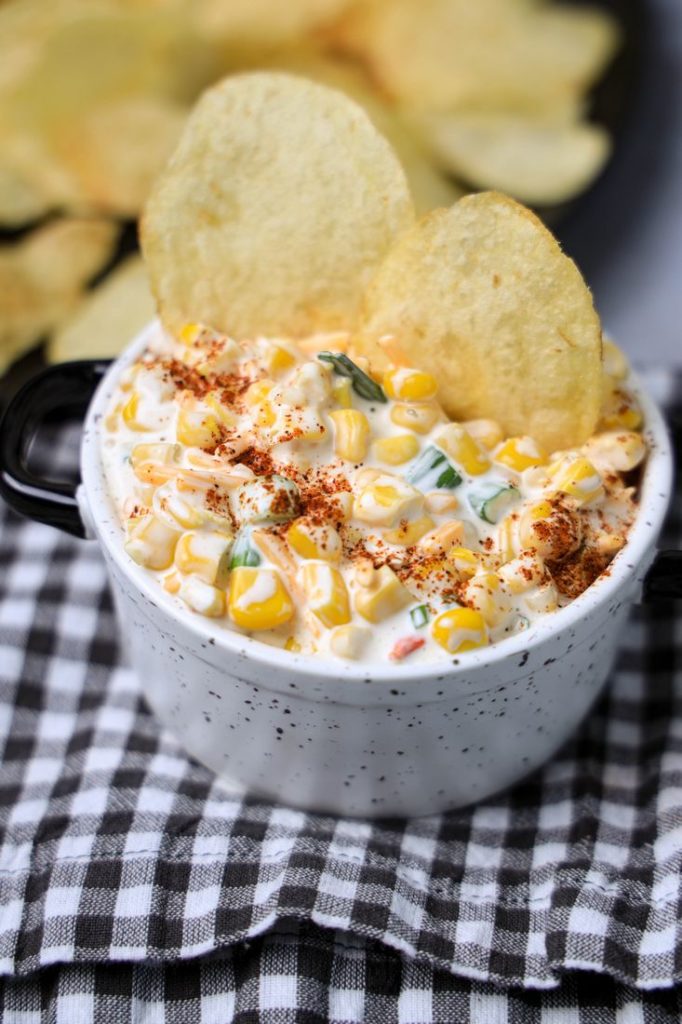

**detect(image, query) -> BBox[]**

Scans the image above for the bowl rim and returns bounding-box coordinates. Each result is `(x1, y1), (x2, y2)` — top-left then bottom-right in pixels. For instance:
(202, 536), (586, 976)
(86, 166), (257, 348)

(81, 320), (674, 683)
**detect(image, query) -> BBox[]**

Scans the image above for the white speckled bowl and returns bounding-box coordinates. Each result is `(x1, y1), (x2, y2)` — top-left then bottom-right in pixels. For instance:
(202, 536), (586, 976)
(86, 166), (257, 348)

(64, 323), (674, 817)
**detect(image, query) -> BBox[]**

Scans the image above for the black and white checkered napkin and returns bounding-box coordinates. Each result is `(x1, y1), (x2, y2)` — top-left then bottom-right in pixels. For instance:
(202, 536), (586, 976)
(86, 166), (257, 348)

(0, 374), (680, 1008)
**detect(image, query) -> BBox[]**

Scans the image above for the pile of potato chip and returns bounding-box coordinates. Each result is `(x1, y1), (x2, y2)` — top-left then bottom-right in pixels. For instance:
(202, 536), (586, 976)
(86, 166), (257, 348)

(0, 0), (619, 376)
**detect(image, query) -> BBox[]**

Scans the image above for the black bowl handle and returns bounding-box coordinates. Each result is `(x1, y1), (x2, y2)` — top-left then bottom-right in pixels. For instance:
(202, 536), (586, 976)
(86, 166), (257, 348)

(0, 360), (111, 538)
(643, 551), (682, 601)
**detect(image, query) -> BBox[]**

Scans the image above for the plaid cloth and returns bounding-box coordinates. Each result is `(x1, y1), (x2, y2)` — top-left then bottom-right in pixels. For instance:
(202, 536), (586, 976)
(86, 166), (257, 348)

(0, 373), (680, 1011)
(2, 923), (682, 1024)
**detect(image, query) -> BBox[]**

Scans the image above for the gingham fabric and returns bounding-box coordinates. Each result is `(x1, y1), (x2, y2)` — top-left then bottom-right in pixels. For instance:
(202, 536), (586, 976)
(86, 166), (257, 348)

(2, 923), (682, 1024)
(0, 375), (680, 1010)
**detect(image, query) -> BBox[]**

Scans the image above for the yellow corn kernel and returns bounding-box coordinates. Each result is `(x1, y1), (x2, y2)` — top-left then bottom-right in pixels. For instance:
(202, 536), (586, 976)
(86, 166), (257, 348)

(417, 520), (464, 555)
(602, 339), (629, 381)
(124, 515), (179, 570)
(174, 530), (232, 586)
(284, 636), (302, 653)
(330, 624), (369, 659)
(176, 398), (223, 449)
(329, 409), (370, 462)
(162, 572), (181, 594)
(494, 436), (546, 473)
(432, 607), (488, 654)
(390, 402), (439, 435)
(354, 475), (423, 528)
(204, 392), (236, 428)
(600, 388), (643, 431)
(153, 482), (205, 530)
(327, 491), (354, 522)
(461, 572), (511, 627)
(583, 430), (646, 473)
(301, 562), (351, 628)
(553, 457), (604, 506)
(524, 581), (558, 615)
(384, 368), (437, 402)
(435, 424), (490, 476)
(354, 565), (412, 623)
(424, 491), (459, 516)
(265, 342), (297, 376)
(519, 500), (581, 560)
(287, 520), (341, 562)
(178, 322), (201, 346)
(228, 567), (294, 631)
(244, 378), (274, 407)
(332, 378), (353, 408)
(462, 419), (504, 450)
(373, 433), (420, 466)
(496, 515), (518, 563)
(121, 392), (154, 432)
(384, 514), (434, 546)
(178, 575), (226, 617)
(446, 546), (480, 578)
(130, 443), (180, 485)
(497, 554), (546, 595)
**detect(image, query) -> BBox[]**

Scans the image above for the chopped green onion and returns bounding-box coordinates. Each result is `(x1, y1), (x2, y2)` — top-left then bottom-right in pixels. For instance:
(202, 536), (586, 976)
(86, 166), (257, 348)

(317, 351), (387, 403)
(406, 445), (462, 490)
(468, 482), (520, 524)
(229, 525), (261, 568)
(410, 604), (429, 629)
(237, 474), (300, 523)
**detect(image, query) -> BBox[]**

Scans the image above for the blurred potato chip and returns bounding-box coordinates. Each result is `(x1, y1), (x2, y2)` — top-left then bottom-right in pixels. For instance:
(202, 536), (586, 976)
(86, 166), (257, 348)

(0, 217), (119, 374)
(49, 97), (187, 217)
(141, 71), (414, 339)
(49, 255), (155, 362)
(420, 111), (611, 205)
(189, 0), (352, 49)
(359, 192), (602, 451)
(331, 0), (619, 113)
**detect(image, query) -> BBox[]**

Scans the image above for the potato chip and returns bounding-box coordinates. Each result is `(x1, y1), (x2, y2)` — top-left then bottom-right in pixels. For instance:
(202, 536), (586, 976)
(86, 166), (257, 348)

(420, 112), (611, 205)
(48, 97), (187, 217)
(141, 72), (414, 339)
(48, 256), (155, 362)
(188, 0), (351, 49)
(0, 217), (119, 374)
(0, 154), (53, 227)
(359, 192), (602, 451)
(331, 0), (619, 113)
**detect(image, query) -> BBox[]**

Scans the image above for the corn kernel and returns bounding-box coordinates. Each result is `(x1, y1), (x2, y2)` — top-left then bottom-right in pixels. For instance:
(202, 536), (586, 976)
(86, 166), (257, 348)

(178, 322), (201, 346)
(461, 572), (511, 627)
(195, 338), (240, 376)
(390, 402), (440, 434)
(265, 342), (297, 376)
(244, 379), (275, 407)
(330, 624), (370, 659)
(130, 443), (180, 485)
(602, 339), (629, 381)
(432, 607), (488, 653)
(162, 572), (181, 594)
(384, 368), (438, 402)
(600, 387), (642, 431)
(124, 515), (179, 570)
(329, 409), (370, 462)
(446, 546), (480, 578)
(174, 530), (232, 586)
(204, 392), (236, 428)
(493, 436), (546, 473)
(285, 636), (302, 652)
(354, 474), (423, 528)
(583, 431), (646, 473)
(435, 424), (490, 476)
(287, 520), (341, 562)
(301, 562), (351, 628)
(105, 404), (121, 431)
(332, 378), (353, 408)
(417, 520), (465, 555)
(462, 419), (504, 450)
(497, 554), (546, 594)
(176, 399), (223, 449)
(152, 481), (205, 530)
(383, 514), (434, 546)
(519, 500), (581, 560)
(553, 457), (604, 506)
(228, 567), (294, 631)
(523, 581), (558, 615)
(354, 565), (412, 623)
(424, 491), (459, 516)
(373, 433), (420, 466)
(496, 515), (518, 563)
(179, 575), (226, 617)
(121, 392), (155, 431)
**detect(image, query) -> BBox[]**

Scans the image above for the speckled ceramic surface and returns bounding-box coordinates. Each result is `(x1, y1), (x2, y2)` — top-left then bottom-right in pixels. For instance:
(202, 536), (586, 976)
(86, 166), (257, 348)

(78, 323), (674, 817)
